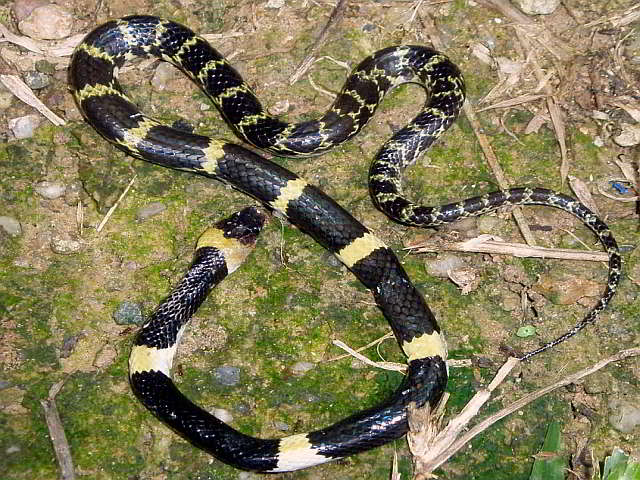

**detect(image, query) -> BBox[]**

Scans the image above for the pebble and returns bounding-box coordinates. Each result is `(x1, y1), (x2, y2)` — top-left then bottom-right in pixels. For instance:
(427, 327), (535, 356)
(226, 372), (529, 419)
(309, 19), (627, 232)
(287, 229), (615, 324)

(151, 62), (180, 91)
(212, 408), (233, 423)
(8, 114), (42, 139)
(0, 84), (13, 110)
(613, 123), (640, 147)
(362, 24), (376, 32)
(35, 180), (66, 199)
(0, 380), (10, 390)
(608, 397), (640, 433)
(64, 180), (83, 206)
(35, 59), (55, 75)
(60, 335), (79, 358)
(93, 344), (117, 368)
(532, 271), (601, 305)
(50, 235), (82, 254)
(273, 421), (290, 431)
(214, 365), (241, 386)
(516, 0), (559, 15)
(136, 202), (167, 221)
(112, 301), (144, 326)
(291, 361), (315, 376)
(12, 0), (48, 22)
(18, 4), (74, 40)
(23, 71), (50, 89)
(321, 251), (342, 268)
(425, 253), (465, 278)
(0, 216), (22, 236)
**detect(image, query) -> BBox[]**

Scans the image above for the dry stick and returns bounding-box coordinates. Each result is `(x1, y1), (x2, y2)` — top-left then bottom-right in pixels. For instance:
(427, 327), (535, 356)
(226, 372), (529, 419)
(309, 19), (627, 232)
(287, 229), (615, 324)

(289, 0), (348, 85)
(423, 15), (537, 246)
(96, 175), (137, 233)
(0, 75), (66, 126)
(514, 28), (570, 185)
(41, 380), (76, 480)
(407, 235), (610, 262)
(422, 348), (640, 473)
(409, 357), (520, 479)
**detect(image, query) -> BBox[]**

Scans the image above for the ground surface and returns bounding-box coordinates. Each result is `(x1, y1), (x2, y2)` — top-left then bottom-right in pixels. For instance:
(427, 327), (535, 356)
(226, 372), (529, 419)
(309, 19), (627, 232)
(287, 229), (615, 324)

(1, 0), (639, 479)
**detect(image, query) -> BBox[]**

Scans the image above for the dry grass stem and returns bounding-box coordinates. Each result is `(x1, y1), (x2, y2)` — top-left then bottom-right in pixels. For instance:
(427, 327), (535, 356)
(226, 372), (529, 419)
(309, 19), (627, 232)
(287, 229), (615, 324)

(289, 0), (348, 84)
(418, 348), (640, 474)
(96, 175), (137, 233)
(460, 102), (537, 246)
(0, 74), (66, 126)
(410, 358), (519, 477)
(331, 339), (406, 372)
(476, 93), (546, 112)
(41, 380), (76, 480)
(406, 234), (610, 262)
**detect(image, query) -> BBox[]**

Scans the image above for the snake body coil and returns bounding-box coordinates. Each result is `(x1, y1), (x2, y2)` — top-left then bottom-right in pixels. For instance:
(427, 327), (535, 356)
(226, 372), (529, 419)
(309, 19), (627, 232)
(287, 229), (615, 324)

(70, 15), (621, 472)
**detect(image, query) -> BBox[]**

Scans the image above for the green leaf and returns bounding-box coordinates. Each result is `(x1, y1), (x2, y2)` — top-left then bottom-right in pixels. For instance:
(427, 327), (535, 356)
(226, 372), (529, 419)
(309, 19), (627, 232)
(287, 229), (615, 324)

(603, 448), (640, 480)
(529, 421), (567, 480)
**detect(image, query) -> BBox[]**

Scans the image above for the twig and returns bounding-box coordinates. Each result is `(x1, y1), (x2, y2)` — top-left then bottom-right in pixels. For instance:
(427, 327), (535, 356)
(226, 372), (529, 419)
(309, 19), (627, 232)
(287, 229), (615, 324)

(96, 175), (137, 233)
(511, 28), (570, 184)
(0, 75), (65, 126)
(41, 380), (76, 480)
(410, 357), (520, 476)
(289, 0), (349, 85)
(423, 16), (537, 247)
(421, 348), (640, 473)
(332, 339), (406, 372)
(406, 234), (610, 262)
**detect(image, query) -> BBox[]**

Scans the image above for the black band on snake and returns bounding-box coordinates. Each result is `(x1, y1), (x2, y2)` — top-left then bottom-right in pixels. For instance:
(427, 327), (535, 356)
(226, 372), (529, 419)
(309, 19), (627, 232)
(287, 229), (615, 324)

(69, 15), (621, 473)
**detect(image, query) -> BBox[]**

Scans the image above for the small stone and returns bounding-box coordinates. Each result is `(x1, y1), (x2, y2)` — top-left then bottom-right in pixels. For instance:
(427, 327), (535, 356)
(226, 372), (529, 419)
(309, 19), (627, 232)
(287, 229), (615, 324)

(35, 59), (56, 74)
(274, 421), (290, 431)
(613, 123), (640, 147)
(35, 180), (66, 199)
(291, 361), (315, 376)
(0, 84), (13, 110)
(532, 271), (602, 305)
(151, 62), (181, 91)
(50, 235), (82, 254)
(6, 445), (20, 454)
(212, 408), (233, 423)
(64, 181), (83, 206)
(60, 335), (80, 358)
(425, 253), (465, 278)
(93, 344), (117, 368)
(18, 4), (74, 40)
(112, 301), (144, 325)
(12, 0), (48, 22)
(362, 23), (376, 32)
(608, 397), (640, 433)
(23, 71), (50, 89)
(136, 202), (166, 221)
(8, 114), (42, 139)
(214, 365), (241, 386)
(517, 0), (559, 14)
(321, 251), (342, 268)
(265, 0), (285, 8)
(0, 216), (22, 236)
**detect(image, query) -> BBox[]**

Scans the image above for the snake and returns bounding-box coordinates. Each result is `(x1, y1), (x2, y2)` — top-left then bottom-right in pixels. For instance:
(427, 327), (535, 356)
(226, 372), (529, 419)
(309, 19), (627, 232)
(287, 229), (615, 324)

(69, 15), (621, 473)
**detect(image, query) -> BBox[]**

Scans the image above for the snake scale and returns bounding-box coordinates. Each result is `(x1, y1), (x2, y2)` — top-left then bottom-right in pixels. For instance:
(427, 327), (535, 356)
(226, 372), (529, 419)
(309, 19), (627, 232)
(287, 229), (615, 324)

(69, 15), (621, 473)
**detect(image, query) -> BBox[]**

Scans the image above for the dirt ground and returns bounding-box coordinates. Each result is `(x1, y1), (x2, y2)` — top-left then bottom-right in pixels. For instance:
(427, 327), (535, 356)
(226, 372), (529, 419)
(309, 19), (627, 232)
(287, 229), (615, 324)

(1, 0), (639, 479)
